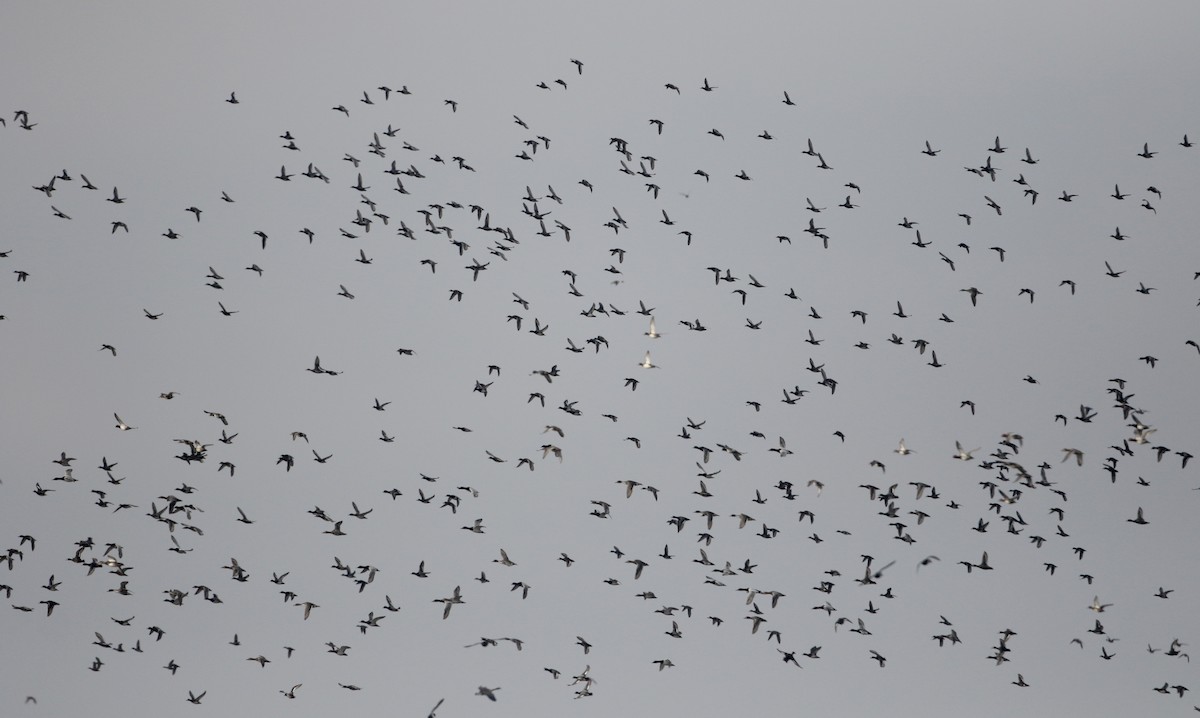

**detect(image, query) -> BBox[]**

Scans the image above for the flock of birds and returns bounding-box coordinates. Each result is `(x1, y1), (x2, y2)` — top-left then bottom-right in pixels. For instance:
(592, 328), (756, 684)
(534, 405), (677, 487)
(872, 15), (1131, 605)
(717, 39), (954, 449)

(4, 56), (1200, 715)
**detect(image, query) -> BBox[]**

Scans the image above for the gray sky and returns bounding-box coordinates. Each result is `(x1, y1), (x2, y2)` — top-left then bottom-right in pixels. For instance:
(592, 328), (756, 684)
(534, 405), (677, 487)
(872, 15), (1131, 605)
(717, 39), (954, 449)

(3, 1), (1200, 715)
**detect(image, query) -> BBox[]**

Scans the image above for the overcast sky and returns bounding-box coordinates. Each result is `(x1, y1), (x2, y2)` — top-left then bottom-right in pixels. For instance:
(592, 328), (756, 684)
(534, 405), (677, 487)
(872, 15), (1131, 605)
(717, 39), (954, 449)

(3, 2), (1200, 716)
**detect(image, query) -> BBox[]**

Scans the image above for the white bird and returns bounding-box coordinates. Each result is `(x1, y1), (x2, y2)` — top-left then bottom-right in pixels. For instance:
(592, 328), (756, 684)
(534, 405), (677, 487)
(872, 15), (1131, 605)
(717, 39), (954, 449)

(952, 441), (978, 461)
(894, 439), (914, 455)
(639, 351), (658, 369)
(645, 316), (661, 339)
(435, 586), (464, 619)
(113, 414), (136, 431)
